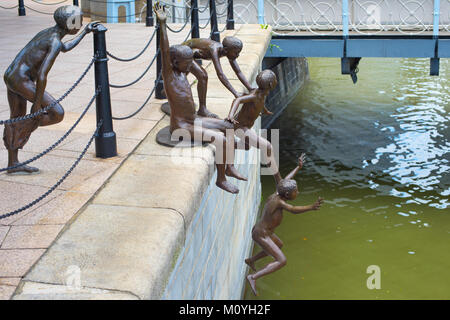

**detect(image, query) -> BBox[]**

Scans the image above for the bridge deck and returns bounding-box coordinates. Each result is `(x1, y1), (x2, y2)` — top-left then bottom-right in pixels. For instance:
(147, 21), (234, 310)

(267, 31), (450, 58)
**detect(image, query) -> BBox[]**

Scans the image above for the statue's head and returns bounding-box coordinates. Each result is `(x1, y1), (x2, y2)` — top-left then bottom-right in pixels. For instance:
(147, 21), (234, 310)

(222, 36), (243, 60)
(277, 179), (298, 200)
(170, 45), (194, 73)
(256, 69), (277, 91)
(54, 5), (83, 34)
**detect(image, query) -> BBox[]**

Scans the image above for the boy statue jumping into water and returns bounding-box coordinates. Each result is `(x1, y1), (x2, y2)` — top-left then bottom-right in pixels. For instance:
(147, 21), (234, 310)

(246, 154), (324, 295)
(3, 5), (96, 174)
(182, 34), (254, 118)
(154, 3), (246, 194)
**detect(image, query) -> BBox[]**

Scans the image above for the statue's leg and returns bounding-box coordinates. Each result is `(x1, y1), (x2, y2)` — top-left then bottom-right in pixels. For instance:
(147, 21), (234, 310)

(27, 86), (64, 127)
(3, 89), (39, 174)
(190, 61), (218, 118)
(191, 123), (239, 194)
(247, 235), (287, 295)
(246, 232), (283, 271)
(199, 118), (247, 181)
(237, 128), (279, 176)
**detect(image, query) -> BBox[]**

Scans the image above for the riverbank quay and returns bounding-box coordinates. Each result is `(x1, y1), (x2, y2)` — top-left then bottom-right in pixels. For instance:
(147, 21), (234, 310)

(0, 8), (272, 299)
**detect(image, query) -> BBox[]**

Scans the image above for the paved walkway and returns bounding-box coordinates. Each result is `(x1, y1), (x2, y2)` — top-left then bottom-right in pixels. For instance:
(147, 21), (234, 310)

(0, 4), (238, 299)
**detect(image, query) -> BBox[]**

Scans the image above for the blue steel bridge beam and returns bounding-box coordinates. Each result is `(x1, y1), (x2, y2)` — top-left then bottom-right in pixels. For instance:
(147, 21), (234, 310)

(265, 37), (450, 59)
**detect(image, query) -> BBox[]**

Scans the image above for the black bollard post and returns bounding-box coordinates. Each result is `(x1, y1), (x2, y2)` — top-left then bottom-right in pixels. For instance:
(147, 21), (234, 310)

(226, 0), (234, 30)
(92, 24), (117, 158)
(73, 0), (79, 6)
(155, 22), (165, 99)
(18, 0), (25, 16)
(209, 0), (220, 42)
(191, 0), (200, 39)
(146, 0), (154, 27)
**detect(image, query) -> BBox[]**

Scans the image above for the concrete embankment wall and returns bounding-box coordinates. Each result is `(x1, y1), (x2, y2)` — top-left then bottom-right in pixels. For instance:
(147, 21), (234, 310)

(261, 57), (310, 129)
(12, 25), (271, 300)
(162, 130), (261, 300)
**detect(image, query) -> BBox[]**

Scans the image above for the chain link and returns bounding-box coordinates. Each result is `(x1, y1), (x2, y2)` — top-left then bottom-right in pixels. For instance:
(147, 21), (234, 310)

(0, 57), (95, 126)
(0, 4), (18, 9)
(109, 49), (159, 89)
(0, 119), (103, 221)
(112, 72), (161, 120)
(0, 91), (98, 173)
(30, 0), (69, 5)
(166, 6), (194, 33)
(107, 28), (157, 62)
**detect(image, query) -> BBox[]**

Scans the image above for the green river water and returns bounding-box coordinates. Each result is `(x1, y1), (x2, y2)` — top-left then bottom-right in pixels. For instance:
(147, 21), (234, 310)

(244, 57), (449, 300)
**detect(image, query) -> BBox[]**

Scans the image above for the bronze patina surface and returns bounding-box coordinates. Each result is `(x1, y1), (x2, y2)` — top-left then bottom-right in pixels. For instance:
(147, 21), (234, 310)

(154, 3), (246, 194)
(245, 154), (324, 296)
(3, 5), (96, 174)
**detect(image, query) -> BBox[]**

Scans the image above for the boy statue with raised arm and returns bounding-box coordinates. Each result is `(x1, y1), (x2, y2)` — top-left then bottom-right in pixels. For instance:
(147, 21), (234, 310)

(3, 5), (96, 174)
(154, 3), (246, 194)
(246, 154), (324, 295)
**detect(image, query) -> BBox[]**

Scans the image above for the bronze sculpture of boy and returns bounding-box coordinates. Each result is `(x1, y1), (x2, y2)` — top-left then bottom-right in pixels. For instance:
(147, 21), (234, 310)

(224, 69), (280, 179)
(182, 36), (254, 118)
(246, 154), (324, 295)
(154, 3), (246, 194)
(3, 5), (96, 174)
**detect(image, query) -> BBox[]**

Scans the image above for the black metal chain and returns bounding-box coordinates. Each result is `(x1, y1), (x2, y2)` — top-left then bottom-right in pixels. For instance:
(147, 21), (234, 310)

(198, 1), (209, 13)
(0, 4), (18, 9)
(0, 119), (103, 221)
(0, 57), (95, 126)
(107, 28), (157, 62)
(109, 49), (159, 89)
(199, 15), (212, 29)
(112, 72), (161, 120)
(0, 91), (98, 173)
(87, 11), (139, 19)
(23, 5), (53, 15)
(30, 0), (69, 5)
(166, 6), (194, 33)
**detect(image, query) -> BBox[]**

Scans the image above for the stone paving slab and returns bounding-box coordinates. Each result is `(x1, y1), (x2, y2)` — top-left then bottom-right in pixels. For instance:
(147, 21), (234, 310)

(0, 5), (237, 299)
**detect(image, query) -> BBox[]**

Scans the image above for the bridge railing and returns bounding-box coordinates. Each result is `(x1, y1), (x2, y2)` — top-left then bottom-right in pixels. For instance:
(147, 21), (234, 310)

(233, 0), (450, 35)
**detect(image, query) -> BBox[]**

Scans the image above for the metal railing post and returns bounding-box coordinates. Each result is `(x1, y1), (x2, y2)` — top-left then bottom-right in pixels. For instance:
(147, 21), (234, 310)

(191, 0), (200, 39)
(257, 0), (265, 24)
(73, 0), (79, 6)
(155, 22), (165, 99)
(209, 0), (220, 42)
(92, 24), (117, 158)
(431, 0), (440, 75)
(342, 0), (349, 38)
(146, 0), (154, 27)
(433, 0), (440, 37)
(226, 0), (234, 30)
(18, 0), (25, 16)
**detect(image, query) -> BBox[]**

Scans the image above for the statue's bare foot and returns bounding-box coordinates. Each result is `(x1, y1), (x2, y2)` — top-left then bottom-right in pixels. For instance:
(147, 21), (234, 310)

(7, 164), (39, 175)
(226, 165), (247, 181)
(247, 274), (258, 296)
(245, 258), (256, 271)
(197, 108), (218, 118)
(216, 180), (239, 194)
